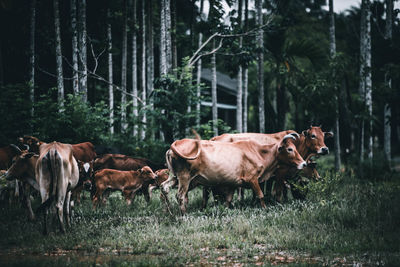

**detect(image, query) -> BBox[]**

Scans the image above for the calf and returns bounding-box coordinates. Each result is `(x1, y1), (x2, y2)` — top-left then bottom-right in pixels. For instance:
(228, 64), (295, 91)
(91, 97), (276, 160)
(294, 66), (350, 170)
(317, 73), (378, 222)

(148, 169), (169, 198)
(162, 133), (306, 214)
(92, 166), (157, 208)
(36, 142), (79, 234)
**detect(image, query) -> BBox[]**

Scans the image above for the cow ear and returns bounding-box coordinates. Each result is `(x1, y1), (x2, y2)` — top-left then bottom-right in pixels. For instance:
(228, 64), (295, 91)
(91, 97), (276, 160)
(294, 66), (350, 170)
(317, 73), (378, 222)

(324, 132), (334, 139)
(302, 130), (308, 136)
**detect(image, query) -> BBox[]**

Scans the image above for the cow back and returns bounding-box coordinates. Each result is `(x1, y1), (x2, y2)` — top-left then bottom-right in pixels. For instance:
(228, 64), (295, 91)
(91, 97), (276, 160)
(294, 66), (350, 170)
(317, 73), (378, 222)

(72, 142), (97, 162)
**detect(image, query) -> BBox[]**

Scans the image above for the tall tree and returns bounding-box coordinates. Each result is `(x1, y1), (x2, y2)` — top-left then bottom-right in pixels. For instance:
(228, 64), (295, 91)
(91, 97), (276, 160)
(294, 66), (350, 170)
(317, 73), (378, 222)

(365, 0), (373, 162)
(132, 0), (138, 137)
(71, 0), (79, 96)
(196, 0), (205, 127)
(107, 8), (114, 134)
(359, 0), (366, 162)
(243, 0), (249, 132)
(236, 0), (243, 133)
(256, 0), (265, 133)
(165, 0), (172, 73)
(171, 0), (177, 70)
(384, 0), (393, 167)
(121, 0), (128, 132)
(54, 0), (64, 111)
(147, 0), (155, 139)
(78, 0), (87, 102)
(140, 0), (147, 140)
(160, 0), (167, 75)
(29, 0), (36, 116)
(329, 0), (341, 171)
(211, 39), (218, 135)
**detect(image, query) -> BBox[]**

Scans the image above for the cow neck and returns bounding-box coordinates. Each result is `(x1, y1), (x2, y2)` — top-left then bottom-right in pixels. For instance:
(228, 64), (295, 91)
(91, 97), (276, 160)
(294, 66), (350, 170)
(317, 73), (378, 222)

(27, 157), (40, 191)
(296, 135), (311, 158)
(258, 143), (279, 182)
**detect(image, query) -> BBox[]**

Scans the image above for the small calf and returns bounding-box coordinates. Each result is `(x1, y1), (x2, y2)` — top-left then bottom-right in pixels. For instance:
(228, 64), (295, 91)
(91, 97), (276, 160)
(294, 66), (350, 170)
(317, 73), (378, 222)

(92, 166), (156, 208)
(148, 169), (169, 198)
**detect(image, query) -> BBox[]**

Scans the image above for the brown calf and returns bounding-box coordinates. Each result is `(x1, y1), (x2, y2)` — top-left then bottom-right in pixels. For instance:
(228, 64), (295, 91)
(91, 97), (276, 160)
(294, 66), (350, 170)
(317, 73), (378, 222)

(92, 166), (157, 208)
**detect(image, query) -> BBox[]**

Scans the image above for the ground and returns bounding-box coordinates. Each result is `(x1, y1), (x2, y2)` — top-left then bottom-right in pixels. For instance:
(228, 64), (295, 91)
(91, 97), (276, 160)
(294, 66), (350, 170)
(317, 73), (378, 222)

(0, 161), (399, 266)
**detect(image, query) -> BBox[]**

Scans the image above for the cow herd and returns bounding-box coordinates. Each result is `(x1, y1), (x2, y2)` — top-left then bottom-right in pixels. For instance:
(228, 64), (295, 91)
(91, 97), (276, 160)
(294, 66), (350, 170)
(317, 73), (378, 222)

(0, 126), (332, 234)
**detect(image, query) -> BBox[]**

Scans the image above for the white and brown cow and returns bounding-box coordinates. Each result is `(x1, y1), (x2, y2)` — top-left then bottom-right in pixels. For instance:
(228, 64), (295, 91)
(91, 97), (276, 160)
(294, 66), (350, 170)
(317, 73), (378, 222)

(36, 142), (79, 234)
(161, 133), (306, 214)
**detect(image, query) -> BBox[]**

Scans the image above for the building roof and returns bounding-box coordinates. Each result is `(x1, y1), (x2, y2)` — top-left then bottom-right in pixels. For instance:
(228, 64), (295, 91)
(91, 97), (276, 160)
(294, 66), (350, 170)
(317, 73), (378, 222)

(200, 68), (237, 96)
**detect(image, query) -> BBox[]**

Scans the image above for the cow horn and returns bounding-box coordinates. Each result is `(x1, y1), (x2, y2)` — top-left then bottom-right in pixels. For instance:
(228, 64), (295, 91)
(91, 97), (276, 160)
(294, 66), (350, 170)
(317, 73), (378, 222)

(23, 144), (30, 151)
(289, 132), (300, 139)
(10, 144), (22, 154)
(282, 134), (296, 142)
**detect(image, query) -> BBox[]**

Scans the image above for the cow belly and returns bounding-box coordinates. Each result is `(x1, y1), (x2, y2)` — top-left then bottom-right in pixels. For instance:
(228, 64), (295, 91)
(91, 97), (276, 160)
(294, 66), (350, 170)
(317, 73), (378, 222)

(196, 155), (243, 186)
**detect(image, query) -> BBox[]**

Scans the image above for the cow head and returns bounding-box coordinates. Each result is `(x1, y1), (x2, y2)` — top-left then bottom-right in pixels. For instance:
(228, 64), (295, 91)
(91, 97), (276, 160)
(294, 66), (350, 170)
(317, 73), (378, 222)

(277, 134), (307, 170)
(4, 150), (36, 181)
(139, 166), (157, 184)
(300, 160), (320, 180)
(302, 126), (332, 155)
(18, 135), (42, 154)
(77, 160), (94, 188)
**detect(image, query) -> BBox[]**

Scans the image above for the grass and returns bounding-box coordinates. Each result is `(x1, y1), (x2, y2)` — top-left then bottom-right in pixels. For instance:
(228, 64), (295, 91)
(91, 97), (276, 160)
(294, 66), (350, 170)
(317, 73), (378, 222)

(0, 159), (399, 266)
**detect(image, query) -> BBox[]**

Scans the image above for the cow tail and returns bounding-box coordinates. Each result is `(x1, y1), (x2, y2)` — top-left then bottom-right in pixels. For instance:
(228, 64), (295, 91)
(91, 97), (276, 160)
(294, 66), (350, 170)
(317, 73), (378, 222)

(170, 130), (202, 160)
(36, 149), (59, 213)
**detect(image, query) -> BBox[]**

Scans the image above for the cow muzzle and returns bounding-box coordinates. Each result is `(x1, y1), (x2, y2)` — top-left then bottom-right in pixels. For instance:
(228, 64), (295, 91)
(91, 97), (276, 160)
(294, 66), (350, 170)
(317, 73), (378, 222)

(318, 147), (329, 155)
(297, 161), (307, 170)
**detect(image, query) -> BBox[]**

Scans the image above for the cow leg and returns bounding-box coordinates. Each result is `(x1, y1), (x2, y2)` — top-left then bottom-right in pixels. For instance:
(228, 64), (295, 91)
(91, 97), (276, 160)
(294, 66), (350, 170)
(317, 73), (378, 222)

(64, 191), (72, 228)
(248, 180), (266, 208)
(56, 196), (66, 233)
(177, 174), (191, 215)
(92, 186), (104, 209)
(160, 175), (177, 212)
(148, 185), (156, 199)
(202, 187), (210, 209)
(142, 184), (150, 203)
(43, 207), (49, 235)
(224, 189), (234, 208)
(102, 190), (110, 205)
(237, 187), (244, 201)
(274, 178), (285, 203)
(23, 183), (35, 221)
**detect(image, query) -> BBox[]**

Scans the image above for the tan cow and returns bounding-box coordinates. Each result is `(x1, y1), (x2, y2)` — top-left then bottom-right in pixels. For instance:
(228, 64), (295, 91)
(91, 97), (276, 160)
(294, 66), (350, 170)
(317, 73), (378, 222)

(161, 134), (306, 214)
(36, 142), (79, 234)
(92, 166), (157, 208)
(210, 130), (296, 143)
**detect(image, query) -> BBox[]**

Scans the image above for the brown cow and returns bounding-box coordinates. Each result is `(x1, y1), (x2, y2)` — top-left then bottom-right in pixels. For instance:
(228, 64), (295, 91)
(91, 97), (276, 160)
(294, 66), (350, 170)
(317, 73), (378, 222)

(18, 135), (43, 154)
(92, 166), (157, 208)
(161, 134), (306, 214)
(0, 144), (21, 170)
(70, 142), (97, 204)
(93, 154), (164, 202)
(36, 142), (79, 234)
(3, 149), (39, 220)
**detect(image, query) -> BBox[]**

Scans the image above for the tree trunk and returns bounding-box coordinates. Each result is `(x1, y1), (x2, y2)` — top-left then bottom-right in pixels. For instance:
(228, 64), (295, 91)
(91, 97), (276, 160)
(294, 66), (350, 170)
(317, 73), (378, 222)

(211, 39), (218, 136)
(121, 0), (128, 132)
(140, 0), (147, 140)
(131, 0), (138, 137)
(359, 0), (366, 162)
(384, 0), (393, 167)
(54, 0), (64, 111)
(171, 0), (177, 70)
(365, 0), (373, 163)
(195, 0), (204, 127)
(329, 0), (341, 172)
(29, 0), (36, 116)
(165, 0), (172, 73)
(236, 0), (243, 133)
(107, 8), (114, 135)
(243, 0), (249, 132)
(147, 0), (154, 139)
(71, 0), (79, 96)
(78, 0), (87, 102)
(256, 0), (265, 133)
(160, 0), (167, 76)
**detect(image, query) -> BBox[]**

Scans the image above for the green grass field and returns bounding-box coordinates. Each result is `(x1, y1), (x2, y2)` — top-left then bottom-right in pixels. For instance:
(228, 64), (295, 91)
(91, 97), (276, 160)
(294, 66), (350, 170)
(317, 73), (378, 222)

(0, 162), (399, 266)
